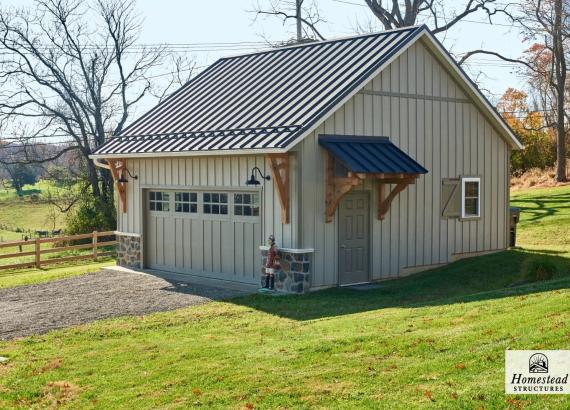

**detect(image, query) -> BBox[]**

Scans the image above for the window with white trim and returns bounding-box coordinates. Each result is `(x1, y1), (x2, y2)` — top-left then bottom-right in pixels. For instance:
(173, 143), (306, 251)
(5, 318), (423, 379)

(203, 192), (228, 215)
(175, 192), (197, 214)
(234, 193), (260, 217)
(461, 177), (481, 218)
(149, 191), (170, 212)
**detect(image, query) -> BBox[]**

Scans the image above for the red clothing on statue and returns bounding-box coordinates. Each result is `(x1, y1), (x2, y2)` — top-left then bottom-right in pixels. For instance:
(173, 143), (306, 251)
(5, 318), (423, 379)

(266, 244), (278, 269)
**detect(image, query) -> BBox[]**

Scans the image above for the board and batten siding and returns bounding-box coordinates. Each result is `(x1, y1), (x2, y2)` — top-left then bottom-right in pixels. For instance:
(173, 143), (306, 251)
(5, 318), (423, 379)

(116, 154), (299, 283)
(296, 38), (510, 288)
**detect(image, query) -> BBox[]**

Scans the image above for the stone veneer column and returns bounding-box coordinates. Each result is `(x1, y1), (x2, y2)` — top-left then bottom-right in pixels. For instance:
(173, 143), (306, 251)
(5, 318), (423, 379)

(116, 233), (142, 269)
(260, 246), (314, 293)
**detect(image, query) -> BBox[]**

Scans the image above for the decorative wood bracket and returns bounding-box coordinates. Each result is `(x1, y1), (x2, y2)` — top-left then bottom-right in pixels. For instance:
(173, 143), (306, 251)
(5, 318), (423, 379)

(325, 152), (364, 222)
(107, 158), (127, 213)
(377, 177), (416, 220)
(268, 153), (290, 224)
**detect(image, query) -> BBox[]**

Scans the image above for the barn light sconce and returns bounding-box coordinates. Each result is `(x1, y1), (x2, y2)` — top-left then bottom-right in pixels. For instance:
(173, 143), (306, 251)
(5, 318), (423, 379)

(117, 167), (138, 184)
(245, 166), (270, 185)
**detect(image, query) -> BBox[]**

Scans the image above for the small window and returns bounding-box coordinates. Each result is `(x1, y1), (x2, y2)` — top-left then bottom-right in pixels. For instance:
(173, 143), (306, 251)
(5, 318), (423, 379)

(149, 191), (170, 212)
(461, 177), (481, 218)
(203, 192), (228, 215)
(175, 192), (198, 213)
(234, 193), (260, 217)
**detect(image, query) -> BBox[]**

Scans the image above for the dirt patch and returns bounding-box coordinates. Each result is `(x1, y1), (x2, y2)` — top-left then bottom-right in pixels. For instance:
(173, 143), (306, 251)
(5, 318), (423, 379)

(40, 381), (80, 408)
(0, 270), (251, 340)
(32, 358), (63, 376)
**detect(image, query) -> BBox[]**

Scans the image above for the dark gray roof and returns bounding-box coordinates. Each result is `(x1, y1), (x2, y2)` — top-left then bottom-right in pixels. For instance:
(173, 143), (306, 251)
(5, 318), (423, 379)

(319, 135), (428, 174)
(94, 26), (423, 156)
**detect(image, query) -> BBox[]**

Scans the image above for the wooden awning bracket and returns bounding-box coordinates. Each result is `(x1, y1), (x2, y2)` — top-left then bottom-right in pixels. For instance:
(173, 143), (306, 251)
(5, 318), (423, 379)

(377, 177), (416, 220)
(268, 153), (290, 224)
(324, 151), (421, 222)
(325, 152), (364, 222)
(107, 158), (127, 213)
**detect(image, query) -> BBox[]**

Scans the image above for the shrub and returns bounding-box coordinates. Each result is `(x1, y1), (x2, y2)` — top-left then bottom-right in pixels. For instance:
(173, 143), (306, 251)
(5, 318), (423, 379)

(65, 194), (116, 235)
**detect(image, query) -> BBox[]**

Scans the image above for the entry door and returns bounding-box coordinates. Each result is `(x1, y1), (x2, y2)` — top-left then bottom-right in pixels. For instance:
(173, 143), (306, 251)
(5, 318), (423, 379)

(338, 192), (370, 285)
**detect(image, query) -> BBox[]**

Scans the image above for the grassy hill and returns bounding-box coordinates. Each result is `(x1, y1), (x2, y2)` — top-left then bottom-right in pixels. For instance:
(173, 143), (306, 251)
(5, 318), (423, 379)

(0, 180), (67, 233)
(0, 186), (569, 409)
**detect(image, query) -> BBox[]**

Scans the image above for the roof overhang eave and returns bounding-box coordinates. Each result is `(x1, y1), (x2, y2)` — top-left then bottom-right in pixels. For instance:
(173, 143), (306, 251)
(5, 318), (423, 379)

(89, 146), (290, 161)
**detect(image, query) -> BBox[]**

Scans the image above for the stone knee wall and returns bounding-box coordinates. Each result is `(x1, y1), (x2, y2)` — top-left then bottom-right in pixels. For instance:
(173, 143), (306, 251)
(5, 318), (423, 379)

(117, 234), (141, 269)
(260, 247), (313, 293)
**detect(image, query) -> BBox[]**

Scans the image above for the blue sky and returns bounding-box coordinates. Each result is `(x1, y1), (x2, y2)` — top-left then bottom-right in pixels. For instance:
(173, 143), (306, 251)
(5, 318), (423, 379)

(2, 0), (529, 116)
(135, 0), (528, 102)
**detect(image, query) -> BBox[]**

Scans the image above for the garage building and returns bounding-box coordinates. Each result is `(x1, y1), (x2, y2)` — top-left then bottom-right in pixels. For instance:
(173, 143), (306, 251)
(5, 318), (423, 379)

(91, 25), (522, 292)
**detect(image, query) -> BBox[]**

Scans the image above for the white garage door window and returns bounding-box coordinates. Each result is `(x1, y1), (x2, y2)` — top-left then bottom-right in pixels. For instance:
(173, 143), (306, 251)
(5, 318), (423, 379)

(148, 190), (260, 220)
(145, 189), (262, 283)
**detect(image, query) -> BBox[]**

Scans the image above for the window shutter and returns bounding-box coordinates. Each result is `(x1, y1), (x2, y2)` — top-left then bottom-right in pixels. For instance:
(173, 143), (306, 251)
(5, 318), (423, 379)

(441, 179), (460, 218)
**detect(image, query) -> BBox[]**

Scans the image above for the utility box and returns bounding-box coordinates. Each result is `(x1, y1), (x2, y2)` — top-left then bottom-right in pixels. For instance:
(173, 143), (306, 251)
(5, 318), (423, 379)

(509, 207), (521, 247)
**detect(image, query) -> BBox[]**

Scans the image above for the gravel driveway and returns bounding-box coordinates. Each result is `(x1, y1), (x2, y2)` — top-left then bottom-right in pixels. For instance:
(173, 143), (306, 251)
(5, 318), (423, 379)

(0, 269), (251, 340)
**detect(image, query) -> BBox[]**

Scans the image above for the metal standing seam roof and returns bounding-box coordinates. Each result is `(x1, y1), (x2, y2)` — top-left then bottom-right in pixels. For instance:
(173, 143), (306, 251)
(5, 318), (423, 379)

(318, 135), (428, 174)
(93, 26), (423, 156)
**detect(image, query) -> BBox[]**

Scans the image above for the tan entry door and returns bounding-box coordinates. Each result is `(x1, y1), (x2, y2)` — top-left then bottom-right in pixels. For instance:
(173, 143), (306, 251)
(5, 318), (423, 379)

(338, 192), (370, 285)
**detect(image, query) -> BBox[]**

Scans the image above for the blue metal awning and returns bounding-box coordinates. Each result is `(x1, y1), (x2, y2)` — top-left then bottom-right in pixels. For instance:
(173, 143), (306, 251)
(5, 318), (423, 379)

(318, 135), (428, 174)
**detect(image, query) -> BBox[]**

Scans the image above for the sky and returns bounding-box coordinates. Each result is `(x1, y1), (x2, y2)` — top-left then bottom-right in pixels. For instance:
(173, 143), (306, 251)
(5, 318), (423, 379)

(1, 0), (531, 125)
(135, 0), (529, 100)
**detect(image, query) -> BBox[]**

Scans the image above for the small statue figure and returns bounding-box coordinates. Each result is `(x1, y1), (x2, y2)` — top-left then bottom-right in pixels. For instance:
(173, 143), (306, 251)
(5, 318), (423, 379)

(263, 234), (279, 290)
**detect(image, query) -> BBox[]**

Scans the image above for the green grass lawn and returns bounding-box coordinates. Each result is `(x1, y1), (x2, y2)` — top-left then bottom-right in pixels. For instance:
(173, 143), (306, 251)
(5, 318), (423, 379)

(0, 179), (69, 202)
(0, 260), (115, 289)
(0, 230), (24, 243)
(0, 180), (70, 233)
(511, 185), (570, 247)
(0, 202), (62, 232)
(0, 186), (569, 409)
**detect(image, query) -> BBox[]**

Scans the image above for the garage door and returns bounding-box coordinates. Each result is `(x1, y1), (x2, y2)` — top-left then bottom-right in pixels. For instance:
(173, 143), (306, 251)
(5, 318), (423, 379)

(145, 189), (262, 284)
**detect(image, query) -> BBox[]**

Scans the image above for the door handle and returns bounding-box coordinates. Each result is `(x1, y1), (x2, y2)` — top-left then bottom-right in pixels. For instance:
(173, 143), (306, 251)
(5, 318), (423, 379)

(339, 244), (346, 249)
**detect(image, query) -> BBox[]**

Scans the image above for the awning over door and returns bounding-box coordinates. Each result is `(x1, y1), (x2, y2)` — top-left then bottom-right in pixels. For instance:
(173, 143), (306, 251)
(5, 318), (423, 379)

(318, 135), (428, 174)
(318, 135), (428, 222)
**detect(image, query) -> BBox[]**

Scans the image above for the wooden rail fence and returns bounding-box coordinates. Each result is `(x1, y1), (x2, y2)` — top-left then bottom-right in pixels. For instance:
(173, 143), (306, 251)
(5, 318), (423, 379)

(0, 231), (116, 271)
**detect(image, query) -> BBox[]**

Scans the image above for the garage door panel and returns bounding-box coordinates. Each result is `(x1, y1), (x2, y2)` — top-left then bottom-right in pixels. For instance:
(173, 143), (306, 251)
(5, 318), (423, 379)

(191, 218), (203, 271)
(243, 223), (254, 279)
(164, 216), (176, 268)
(147, 213), (157, 267)
(203, 220), (213, 272)
(212, 220), (222, 274)
(156, 217), (165, 266)
(145, 189), (260, 284)
(175, 218), (184, 269)
(234, 222), (244, 276)
(253, 222), (262, 280)
(183, 218), (191, 269)
(221, 221), (234, 274)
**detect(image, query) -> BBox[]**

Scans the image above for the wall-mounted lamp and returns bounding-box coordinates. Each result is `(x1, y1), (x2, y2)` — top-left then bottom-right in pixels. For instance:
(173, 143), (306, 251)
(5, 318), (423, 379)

(117, 167), (138, 184)
(245, 166), (270, 185)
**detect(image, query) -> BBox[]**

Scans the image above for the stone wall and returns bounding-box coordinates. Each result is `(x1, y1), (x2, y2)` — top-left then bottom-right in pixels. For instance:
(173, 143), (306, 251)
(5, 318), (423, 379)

(117, 233), (141, 269)
(260, 247), (313, 293)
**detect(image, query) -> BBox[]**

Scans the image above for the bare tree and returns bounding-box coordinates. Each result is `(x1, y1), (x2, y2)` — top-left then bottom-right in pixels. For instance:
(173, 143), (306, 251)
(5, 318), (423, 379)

(364, 0), (503, 33)
(0, 0), (189, 203)
(254, 0), (505, 46)
(460, 0), (569, 182)
(252, 0), (326, 43)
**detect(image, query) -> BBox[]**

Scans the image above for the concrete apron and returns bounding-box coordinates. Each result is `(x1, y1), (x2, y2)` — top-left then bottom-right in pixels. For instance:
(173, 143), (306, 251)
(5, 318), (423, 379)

(101, 265), (258, 293)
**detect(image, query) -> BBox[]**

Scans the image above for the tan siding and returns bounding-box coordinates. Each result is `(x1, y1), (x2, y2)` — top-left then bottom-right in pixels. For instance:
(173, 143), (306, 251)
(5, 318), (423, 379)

(116, 38), (510, 289)
(297, 39), (511, 287)
(118, 154), (296, 284)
